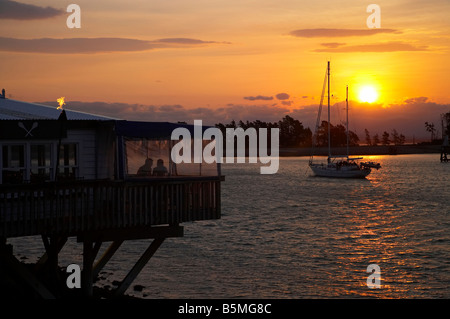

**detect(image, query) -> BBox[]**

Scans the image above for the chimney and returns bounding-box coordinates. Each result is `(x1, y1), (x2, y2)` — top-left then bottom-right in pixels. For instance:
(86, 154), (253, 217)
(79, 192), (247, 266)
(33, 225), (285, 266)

(1, 88), (5, 99)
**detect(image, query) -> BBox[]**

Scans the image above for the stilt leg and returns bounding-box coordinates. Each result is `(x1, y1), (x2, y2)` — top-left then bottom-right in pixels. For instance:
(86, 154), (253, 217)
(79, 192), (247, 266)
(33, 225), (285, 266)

(114, 237), (165, 296)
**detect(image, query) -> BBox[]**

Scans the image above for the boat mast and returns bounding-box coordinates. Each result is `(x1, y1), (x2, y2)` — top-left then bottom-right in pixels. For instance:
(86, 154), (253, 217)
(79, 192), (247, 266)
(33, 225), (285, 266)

(346, 85), (349, 159)
(327, 61), (331, 162)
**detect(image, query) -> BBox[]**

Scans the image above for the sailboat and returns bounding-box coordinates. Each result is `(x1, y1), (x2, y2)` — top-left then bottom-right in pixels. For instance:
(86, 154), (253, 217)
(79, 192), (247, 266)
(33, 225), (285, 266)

(309, 61), (380, 178)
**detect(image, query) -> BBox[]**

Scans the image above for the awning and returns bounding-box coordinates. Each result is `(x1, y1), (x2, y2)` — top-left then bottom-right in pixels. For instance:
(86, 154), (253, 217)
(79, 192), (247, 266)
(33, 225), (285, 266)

(114, 120), (211, 139)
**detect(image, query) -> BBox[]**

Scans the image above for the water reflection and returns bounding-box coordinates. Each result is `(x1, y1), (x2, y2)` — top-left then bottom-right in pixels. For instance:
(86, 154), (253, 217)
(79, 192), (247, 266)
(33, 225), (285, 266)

(8, 155), (450, 298)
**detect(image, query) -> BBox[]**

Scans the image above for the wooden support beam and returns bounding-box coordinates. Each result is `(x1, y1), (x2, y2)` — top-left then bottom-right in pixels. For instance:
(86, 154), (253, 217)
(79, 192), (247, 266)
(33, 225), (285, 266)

(0, 248), (55, 299)
(93, 241), (102, 260)
(93, 240), (123, 279)
(114, 237), (165, 296)
(35, 236), (68, 272)
(81, 240), (100, 298)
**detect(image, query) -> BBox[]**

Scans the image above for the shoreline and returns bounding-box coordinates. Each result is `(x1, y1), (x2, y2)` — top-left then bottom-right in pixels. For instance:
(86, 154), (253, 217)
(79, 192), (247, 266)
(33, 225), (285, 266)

(279, 144), (443, 157)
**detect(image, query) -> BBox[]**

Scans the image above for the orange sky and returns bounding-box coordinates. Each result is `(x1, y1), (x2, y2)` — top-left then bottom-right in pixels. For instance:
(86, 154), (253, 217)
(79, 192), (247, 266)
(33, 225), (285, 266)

(1, 0), (449, 137)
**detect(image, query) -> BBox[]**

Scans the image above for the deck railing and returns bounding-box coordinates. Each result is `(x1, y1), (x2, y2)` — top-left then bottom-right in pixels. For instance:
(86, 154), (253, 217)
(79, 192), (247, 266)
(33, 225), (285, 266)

(0, 177), (222, 238)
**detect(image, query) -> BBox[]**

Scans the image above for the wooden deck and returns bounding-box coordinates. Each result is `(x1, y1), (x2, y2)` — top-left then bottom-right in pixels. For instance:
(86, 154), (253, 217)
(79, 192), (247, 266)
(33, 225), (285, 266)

(0, 176), (223, 238)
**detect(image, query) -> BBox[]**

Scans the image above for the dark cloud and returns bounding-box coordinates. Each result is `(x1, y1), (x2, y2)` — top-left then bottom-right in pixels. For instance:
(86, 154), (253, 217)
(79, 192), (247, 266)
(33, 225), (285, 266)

(156, 38), (226, 45)
(0, 0), (64, 20)
(243, 95), (274, 101)
(38, 101), (290, 126)
(292, 98), (449, 140)
(314, 41), (428, 53)
(38, 97), (449, 140)
(0, 37), (225, 54)
(275, 93), (290, 100)
(404, 96), (428, 104)
(320, 43), (346, 48)
(289, 28), (400, 38)
(0, 37), (154, 54)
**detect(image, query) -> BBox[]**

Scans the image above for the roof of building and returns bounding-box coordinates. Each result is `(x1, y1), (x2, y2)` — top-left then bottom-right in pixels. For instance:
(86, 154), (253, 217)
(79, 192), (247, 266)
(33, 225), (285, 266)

(0, 98), (212, 140)
(0, 98), (115, 121)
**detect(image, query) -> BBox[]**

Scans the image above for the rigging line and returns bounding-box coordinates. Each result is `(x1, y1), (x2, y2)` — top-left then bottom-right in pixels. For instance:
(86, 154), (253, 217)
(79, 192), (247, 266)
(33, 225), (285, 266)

(310, 65), (328, 164)
(303, 160), (311, 175)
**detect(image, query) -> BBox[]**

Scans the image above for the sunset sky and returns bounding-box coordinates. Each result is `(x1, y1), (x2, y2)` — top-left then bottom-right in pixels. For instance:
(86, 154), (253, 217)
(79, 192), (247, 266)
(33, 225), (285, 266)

(1, 0), (449, 139)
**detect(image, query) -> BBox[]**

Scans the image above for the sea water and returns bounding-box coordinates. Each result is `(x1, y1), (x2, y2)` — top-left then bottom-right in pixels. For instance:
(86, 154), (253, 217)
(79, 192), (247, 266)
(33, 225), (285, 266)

(10, 154), (450, 298)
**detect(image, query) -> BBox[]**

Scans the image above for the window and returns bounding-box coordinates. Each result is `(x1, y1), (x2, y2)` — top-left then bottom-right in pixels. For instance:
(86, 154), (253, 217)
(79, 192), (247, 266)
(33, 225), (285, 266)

(2, 145), (26, 184)
(122, 137), (218, 178)
(57, 143), (78, 180)
(124, 138), (171, 178)
(30, 144), (52, 183)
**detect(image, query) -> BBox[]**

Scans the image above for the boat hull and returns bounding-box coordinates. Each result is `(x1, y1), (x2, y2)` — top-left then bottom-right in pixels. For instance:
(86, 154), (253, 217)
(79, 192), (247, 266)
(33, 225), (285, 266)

(309, 164), (371, 178)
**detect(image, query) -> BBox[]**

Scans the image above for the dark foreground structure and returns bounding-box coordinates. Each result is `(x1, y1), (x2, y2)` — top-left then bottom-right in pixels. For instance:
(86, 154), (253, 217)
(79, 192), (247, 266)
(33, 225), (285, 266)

(0, 97), (223, 298)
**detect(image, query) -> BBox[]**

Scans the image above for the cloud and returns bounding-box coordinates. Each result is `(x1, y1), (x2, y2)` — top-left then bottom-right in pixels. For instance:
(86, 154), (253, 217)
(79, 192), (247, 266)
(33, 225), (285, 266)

(0, 37), (226, 54)
(292, 98), (449, 140)
(38, 97), (449, 140)
(275, 93), (290, 100)
(0, 37), (153, 54)
(404, 96), (428, 104)
(156, 38), (228, 45)
(314, 41), (428, 53)
(289, 28), (400, 38)
(243, 95), (273, 101)
(320, 43), (346, 48)
(38, 101), (290, 126)
(0, 0), (64, 20)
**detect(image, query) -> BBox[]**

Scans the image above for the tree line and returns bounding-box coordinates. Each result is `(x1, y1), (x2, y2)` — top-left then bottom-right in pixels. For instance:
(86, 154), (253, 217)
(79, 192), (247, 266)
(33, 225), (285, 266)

(215, 115), (312, 148)
(214, 111), (450, 148)
(364, 129), (406, 146)
(215, 115), (362, 148)
(424, 112), (450, 142)
(215, 115), (416, 148)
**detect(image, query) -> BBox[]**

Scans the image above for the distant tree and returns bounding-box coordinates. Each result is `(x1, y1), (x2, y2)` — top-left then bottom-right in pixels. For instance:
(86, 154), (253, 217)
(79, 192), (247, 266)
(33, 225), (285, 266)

(382, 131), (390, 145)
(391, 129), (406, 145)
(215, 115), (312, 149)
(348, 130), (360, 146)
(278, 115), (311, 147)
(425, 121), (436, 141)
(316, 121), (359, 147)
(391, 129), (400, 145)
(364, 129), (372, 146)
(316, 121), (329, 147)
(373, 133), (380, 146)
(332, 124), (347, 146)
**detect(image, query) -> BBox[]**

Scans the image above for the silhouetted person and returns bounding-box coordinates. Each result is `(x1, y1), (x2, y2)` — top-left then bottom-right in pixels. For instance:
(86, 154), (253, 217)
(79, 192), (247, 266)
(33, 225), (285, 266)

(153, 159), (168, 176)
(137, 158), (153, 176)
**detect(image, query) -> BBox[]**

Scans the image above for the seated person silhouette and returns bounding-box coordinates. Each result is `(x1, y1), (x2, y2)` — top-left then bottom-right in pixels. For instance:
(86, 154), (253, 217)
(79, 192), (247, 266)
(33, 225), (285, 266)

(153, 159), (168, 176)
(137, 158), (153, 176)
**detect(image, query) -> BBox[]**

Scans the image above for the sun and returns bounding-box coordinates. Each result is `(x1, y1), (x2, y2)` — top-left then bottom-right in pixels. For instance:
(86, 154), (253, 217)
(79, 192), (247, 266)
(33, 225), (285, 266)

(358, 86), (378, 103)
